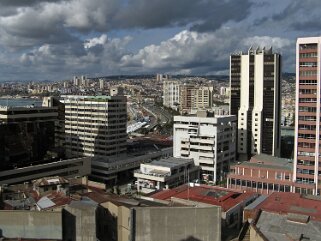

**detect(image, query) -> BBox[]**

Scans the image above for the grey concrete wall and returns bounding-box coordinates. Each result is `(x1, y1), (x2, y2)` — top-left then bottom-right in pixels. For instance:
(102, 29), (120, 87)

(64, 204), (97, 241)
(134, 206), (221, 241)
(0, 210), (62, 239)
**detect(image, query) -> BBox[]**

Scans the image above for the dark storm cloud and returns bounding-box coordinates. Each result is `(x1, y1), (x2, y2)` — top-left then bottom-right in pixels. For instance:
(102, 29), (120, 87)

(266, 0), (321, 31)
(0, 0), (319, 80)
(115, 0), (252, 32)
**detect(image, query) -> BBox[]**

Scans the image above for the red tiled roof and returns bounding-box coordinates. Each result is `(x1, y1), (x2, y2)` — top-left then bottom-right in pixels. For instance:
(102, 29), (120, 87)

(256, 192), (321, 221)
(151, 184), (257, 212)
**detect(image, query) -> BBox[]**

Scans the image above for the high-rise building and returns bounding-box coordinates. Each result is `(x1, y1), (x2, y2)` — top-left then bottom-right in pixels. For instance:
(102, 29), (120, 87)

(179, 84), (194, 114)
(163, 80), (180, 110)
(173, 111), (236, 183)
(73, 76), (80, 86)
(230, 47), (281, 161)
(62, 95), (127, 158)
(99, 79), (104, 90)
(294, 37), (321, 195)
(0, 106), (58, 169)
(191, 86), (213, 110)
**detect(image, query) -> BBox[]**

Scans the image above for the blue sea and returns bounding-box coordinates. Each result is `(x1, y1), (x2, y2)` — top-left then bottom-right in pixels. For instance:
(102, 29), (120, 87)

(0, 98), (42, 107)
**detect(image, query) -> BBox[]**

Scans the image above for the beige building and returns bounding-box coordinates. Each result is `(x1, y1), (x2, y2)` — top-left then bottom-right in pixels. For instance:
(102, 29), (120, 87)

(179, 84), (194, 113)
(62, 95), (127, 158)
(191, 86), (213, 110)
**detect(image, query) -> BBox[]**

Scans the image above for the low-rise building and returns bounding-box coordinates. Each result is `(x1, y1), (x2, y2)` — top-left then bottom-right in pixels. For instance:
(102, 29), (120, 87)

(239, 192), (321, 241)
(227, 154), (294, 194)
(0, 157), (91, 185)
(134, 157), (200, 193)
(151, 184), (258, 232)
(100, 195), (221, 241)
(90, 146), (172, 187)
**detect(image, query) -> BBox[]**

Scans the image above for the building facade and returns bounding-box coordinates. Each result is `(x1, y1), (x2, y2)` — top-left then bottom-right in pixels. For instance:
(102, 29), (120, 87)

(134, 157), (200, 193)
(173, 111), (236, 183)
(179, 84), (194, 114)
(163, 80), (180, 110)
(62, 95), (127, 158)
(294, 37), (321, 195)
(227, 154), (294, 195)
(0, 106), (58, 170)
(191, 86), (213, 110)
(230, 47), (281, 161)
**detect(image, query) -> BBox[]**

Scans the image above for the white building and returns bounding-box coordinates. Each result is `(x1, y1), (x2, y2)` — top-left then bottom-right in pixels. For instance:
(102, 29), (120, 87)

(134, 157), (200, 193)
(99, 79), (104, 90)
(62, 95), (127, 158)
(163, 80), (180, 110)
(230, 47), (281, 161)
(173, 111), (237, 183)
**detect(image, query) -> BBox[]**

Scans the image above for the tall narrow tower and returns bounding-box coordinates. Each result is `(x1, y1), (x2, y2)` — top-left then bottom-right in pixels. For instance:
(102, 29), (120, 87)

(294, 37), (321, 195)
(230, 47), (281, 161)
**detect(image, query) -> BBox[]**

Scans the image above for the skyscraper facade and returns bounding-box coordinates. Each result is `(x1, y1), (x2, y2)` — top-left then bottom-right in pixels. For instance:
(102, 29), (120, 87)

(294, 37), (321, 195)
(62, 95), (127, 158)
(230, 47), (281, 161)
(163, 80), (180, 110)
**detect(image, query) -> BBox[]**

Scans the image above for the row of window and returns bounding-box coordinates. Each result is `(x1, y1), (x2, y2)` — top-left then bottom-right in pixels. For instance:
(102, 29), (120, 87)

(299, 70), (317, 77)
(299, 62), (317, 67)
(299, 52), (317, 58)
(299, 79), (317, 85)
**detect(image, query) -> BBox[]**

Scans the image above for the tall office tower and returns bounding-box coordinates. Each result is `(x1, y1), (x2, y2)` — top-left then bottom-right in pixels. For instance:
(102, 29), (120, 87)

(73, 76), (80, 86)
(173, 111), (236, 183)
(179, 84), (195, 114)
(43, 97), (65, 148)
(62, 95), (127, 158)
(230, 47), (281, 161)
(99, 79), (104, 90)
(0, 106), (58, 169)
(191, 86), (213, 110)
(163, 80), (180, 110)
(294, 37), (321, 195)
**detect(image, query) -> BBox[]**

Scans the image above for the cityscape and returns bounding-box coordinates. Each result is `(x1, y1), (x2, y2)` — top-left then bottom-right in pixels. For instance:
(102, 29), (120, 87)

(0, 1), (320, 241)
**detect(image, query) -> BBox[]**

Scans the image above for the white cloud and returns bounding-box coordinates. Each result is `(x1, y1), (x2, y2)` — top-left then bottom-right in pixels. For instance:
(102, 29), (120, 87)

(84, 34), (108, 49)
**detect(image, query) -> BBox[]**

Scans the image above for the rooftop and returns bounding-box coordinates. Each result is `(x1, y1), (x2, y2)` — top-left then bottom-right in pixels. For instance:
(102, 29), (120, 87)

(151, 184), (257, 212)
(255, 211), (321, 241)
(147, 157), (194, 168)
(256, 192), (321, 221)
(231, 154), (293, 171)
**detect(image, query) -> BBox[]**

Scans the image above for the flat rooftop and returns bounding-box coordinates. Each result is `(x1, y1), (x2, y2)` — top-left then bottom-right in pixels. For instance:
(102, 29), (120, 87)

(148, 157), (193, 168)
(151, 184), (256, 212)
(256, 211), (321, 241)
(231, 154), (293, 171)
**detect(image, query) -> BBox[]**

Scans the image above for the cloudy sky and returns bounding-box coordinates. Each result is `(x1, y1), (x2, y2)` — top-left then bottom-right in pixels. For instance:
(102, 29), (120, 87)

(0, 0), (320, 81)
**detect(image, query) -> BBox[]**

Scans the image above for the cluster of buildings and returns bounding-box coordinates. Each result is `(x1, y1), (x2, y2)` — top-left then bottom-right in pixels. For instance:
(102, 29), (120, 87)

(163, 80), (216, 114)
(0, 36), (320, 240)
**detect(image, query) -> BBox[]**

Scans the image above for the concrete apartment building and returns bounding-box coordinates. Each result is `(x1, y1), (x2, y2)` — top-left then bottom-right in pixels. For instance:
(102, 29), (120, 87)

(162, 79), (180, 110)
(230, 47), (281, 161)
(62, 95), (127, 158)
(227, 154), (294, 194)
(134, 157), (200, 193)
(179, 84), (195, 113)
(173, 111), (236, 183)
(294, 37), (321, 195)
(191, 85), (214, 110)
